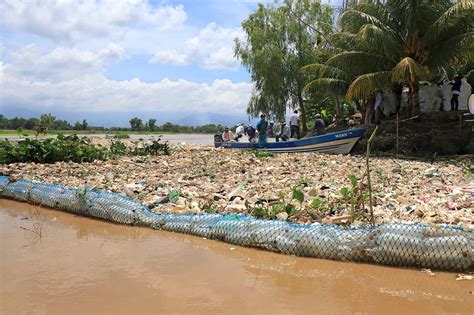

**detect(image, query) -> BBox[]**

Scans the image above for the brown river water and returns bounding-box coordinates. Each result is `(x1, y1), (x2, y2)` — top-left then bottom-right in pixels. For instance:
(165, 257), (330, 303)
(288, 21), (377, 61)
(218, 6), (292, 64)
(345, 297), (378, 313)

(0, 199), (472, 314)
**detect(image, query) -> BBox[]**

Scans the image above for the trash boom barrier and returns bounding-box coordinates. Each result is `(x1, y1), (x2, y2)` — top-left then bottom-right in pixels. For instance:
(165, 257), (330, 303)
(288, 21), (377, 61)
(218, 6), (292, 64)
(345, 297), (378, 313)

(0, 176), (472, 271)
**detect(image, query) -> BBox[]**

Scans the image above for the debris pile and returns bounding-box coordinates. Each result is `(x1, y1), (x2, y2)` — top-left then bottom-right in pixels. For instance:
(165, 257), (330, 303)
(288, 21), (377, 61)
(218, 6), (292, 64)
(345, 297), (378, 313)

(1, 144), (472, 228)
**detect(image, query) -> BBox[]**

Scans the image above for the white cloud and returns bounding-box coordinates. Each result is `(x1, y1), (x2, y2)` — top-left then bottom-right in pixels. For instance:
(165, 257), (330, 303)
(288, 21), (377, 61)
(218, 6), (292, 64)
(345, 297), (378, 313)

(186, 23), (244, 70)
(3, 44), (124, 82)
(150, 50), (189, 65)
(0, 57), (252, 115)
(0, 0), (187, 42)
(149, 22), (244, 70)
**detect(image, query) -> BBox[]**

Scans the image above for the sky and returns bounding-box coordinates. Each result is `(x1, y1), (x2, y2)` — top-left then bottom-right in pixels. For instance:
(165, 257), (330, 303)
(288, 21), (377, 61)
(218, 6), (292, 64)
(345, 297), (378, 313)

(0, 0), (340, 127)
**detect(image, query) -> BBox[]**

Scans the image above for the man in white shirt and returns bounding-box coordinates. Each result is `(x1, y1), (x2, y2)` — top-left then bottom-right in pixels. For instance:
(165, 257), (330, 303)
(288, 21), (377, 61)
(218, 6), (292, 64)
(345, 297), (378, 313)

(290, 110), (300, 139)
(235, 124), (245, 141)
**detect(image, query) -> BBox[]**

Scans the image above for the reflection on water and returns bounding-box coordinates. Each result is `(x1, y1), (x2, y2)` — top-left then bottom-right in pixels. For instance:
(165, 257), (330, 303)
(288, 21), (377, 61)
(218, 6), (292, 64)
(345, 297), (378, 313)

(1, 199), (471, 314)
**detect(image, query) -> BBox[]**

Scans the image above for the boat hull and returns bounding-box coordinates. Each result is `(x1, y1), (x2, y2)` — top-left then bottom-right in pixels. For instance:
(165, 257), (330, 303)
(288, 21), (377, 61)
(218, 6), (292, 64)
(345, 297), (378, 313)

(214, 129), (365, 154)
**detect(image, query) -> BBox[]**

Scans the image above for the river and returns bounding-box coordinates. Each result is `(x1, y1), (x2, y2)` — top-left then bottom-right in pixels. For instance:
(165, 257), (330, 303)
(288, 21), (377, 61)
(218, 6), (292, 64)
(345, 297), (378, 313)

(0, 133), (214, 145)
(0, 199), (471, 314)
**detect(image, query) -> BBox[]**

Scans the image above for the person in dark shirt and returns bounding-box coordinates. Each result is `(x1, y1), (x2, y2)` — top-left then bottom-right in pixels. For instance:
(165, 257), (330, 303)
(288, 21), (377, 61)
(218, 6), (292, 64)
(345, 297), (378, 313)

(449, 76), (462, 111)
(256, 114), (268, 143)
(314, 114), (326, 135)
(245, 125), (257, 143)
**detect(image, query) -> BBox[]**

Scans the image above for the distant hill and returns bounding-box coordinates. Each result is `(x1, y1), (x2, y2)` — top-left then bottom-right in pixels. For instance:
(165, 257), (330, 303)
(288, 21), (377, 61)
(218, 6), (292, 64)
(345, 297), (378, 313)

(174, 112), (250, 126)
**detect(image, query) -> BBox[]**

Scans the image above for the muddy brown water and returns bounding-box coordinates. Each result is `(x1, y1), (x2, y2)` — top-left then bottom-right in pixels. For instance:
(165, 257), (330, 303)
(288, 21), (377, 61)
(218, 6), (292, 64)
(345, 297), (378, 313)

(0, 199), (472, 314)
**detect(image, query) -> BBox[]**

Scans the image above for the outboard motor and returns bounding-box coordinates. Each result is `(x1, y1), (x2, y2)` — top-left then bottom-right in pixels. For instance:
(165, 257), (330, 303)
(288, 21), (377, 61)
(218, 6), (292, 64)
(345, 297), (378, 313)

(214, 134), (223, 142)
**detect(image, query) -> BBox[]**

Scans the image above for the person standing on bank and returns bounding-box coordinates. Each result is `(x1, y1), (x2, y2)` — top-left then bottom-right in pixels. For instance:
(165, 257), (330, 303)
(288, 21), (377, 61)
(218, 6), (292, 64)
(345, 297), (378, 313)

(256, 114), (268, 143)
(314, 114), (326, 135)
(290, 110), (300, 139)
(374, 90), (384, 125)
(449, 75), (462, 111)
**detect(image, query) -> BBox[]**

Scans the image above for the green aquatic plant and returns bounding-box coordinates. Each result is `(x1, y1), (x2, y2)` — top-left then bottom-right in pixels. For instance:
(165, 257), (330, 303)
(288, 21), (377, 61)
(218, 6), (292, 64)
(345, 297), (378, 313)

(113, 132), (130, 139)
(0, 134), (170, 164)
(0, 135), (108, 164)
(252, 150), (275, 158)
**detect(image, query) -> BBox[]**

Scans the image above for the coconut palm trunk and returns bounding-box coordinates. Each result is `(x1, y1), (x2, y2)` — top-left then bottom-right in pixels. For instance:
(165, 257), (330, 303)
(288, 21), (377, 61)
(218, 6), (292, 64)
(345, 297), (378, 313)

(410, 82), (421, 117)
(298, 92), (308, 133)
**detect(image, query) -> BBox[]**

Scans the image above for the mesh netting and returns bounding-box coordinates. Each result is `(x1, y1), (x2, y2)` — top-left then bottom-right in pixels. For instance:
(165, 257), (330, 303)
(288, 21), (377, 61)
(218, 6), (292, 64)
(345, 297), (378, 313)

(0, 175), (472, 271)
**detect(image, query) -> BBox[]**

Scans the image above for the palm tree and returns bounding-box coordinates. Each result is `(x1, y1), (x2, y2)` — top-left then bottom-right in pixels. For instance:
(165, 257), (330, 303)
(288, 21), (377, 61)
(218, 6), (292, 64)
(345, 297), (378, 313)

(301, 63), (351, 119)
(307, 0), (473, 116)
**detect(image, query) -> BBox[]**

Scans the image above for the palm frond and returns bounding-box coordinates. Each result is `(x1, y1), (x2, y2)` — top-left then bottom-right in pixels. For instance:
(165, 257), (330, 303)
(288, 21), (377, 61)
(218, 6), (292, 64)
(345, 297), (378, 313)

(391, 57), (425, 85)
(326, 51), (394, 77)
(300, 63), (348, 80)
(429, 31), (474, 69)
(424, 0), (474, 46)
(328, 32), (360, 51)
(338, 9), (386, 33)
(346, 71), (392, 101)
(305, 78), (347, 95)
(356, 24), (403, 59)
(355, 2), (397, 30)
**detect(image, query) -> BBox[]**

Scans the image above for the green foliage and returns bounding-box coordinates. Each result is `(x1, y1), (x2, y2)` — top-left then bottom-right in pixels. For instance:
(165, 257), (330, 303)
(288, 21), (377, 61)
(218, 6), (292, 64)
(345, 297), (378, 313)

(0, 134), (108, 164)
(129, 139), (170, 156)
(308, 197), (327, 217)
(147, 118), (157, 131)
(292, 186), (304, 204)
(458, 159), (474, 177)
(0, 135), (170, 164)
(252, 150), (275, 158)
(341, 174), (359, 221)
(348, 174), (358, 188)
(167, 190), (180, 202)
(235, 0), (334, 130)
(16, 127), (25, 136)
(109, 139), (127, 156)
(129, 117), (144, 131)
(113, 132), (130, 139)
(0, 114), (228, 134)
(306, 0), (474, 116)
(200, 200), (218, 213)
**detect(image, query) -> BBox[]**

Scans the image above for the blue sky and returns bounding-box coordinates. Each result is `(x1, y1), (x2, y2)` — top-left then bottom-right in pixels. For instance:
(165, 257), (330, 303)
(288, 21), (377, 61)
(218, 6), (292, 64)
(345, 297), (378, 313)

(0, 0), (339, 126)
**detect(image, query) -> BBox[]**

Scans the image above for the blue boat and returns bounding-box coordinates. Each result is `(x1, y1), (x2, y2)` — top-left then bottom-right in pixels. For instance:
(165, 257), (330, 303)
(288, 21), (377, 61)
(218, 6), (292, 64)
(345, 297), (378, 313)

(214, 128), (365, 154)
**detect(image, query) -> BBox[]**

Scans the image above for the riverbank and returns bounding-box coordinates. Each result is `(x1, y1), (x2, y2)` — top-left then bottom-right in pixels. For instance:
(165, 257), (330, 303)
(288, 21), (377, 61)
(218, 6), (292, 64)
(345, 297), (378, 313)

(1, 144), (472, 229)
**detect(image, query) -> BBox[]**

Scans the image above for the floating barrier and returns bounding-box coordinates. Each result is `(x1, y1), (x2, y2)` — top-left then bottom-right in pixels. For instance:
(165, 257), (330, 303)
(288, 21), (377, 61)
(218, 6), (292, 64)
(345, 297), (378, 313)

(0, 176), (472, 271)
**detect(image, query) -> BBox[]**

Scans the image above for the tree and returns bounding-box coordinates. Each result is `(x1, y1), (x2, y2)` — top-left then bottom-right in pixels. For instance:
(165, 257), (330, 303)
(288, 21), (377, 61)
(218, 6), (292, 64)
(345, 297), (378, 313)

(312, 0), (473, 116)
(81, 119), (88, 131)
(25, 118), (39, 130)
(235, 0), (334, 131)
(147, 118), (157, 131)
(52, 119), (72, 130)
(129, 117), (143, 131)
(39, 113), (55, 132)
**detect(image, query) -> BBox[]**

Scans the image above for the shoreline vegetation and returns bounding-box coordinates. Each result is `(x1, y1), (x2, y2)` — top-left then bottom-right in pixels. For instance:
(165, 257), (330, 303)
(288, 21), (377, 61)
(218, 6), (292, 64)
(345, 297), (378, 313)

(0, 114), (230, 136)
(1, 138), (472, 229)
(0, 129), (193, 136)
